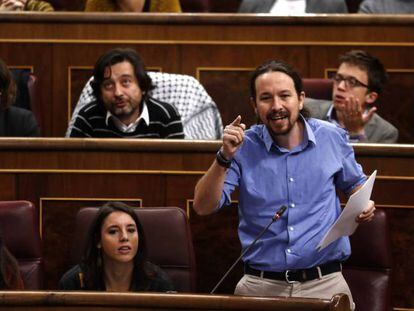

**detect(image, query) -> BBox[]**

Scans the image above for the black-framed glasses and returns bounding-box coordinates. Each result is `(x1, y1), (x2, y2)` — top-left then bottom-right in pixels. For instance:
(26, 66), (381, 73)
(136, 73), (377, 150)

(332, 74), (369, 89)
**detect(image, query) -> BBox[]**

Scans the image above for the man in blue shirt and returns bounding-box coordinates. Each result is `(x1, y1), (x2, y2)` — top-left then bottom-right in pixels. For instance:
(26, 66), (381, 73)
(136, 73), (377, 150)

(193, 60), (375, 309)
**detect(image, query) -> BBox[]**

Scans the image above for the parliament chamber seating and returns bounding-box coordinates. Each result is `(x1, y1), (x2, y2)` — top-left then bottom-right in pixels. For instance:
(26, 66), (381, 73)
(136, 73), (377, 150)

(0, 201), (43, 290)
(70, 206), (196, 292)
(44, 0), (243, 12)
(42, 0), (362, 13)
(180, 0), (361, 13)
(343, 209), (393, 311)
(47, 0), (229, 11)
(180, 0), (360, 13)
(69, 72), (223, 139)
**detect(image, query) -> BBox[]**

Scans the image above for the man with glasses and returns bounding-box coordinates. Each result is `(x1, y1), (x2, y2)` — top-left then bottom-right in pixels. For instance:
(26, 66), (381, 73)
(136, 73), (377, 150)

(305, 50), (398, 143)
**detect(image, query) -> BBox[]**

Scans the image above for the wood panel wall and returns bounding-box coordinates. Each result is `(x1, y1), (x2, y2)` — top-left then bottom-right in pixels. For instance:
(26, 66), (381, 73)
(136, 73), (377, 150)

(0, 13), (413, 142)
(0, 139), (412, 310)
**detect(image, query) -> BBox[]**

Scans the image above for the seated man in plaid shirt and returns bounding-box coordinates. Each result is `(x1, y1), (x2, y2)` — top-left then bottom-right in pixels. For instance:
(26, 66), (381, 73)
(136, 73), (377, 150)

(69, 48), (184, 139)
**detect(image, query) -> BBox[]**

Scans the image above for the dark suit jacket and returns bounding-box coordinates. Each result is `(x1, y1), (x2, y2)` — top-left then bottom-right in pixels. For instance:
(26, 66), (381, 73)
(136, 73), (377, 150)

(304, 98), (398, 143)
(238, 0), (348, 13)
(358, 0), (414, 14)
(0, 106), (40, 137)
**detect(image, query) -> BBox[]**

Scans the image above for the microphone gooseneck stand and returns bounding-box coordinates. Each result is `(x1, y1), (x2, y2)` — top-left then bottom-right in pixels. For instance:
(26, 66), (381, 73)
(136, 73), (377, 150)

(210, 205), (287, 294)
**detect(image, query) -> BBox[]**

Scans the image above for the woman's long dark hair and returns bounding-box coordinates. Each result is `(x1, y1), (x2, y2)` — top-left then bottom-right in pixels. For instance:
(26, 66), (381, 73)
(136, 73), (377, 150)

(81, 201), (149, 290)
(0, 237), (23, 289)
(0, 58), (17, 110)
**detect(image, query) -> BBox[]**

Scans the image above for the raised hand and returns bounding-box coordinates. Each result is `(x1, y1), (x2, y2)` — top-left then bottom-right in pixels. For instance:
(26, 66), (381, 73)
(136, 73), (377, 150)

(342, 96), (376, 135)
(222, 115), (246, 159)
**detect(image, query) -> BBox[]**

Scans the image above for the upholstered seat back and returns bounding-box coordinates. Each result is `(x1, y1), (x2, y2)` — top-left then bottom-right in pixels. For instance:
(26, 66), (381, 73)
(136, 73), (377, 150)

(0, 201), (43, 289)
(302, 78), (333, 100)
(71, 207), (196, 292)
(343, 209), (392, 311)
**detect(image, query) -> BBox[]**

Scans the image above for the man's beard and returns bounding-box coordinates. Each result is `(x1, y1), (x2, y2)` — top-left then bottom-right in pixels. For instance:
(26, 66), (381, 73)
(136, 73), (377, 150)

(266, 110), (293, 136)
(113, 104), (133, 117)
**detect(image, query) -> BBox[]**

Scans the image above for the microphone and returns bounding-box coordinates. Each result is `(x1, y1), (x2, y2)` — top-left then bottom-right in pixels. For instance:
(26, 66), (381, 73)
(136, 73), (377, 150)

(210, 205), (287, 294)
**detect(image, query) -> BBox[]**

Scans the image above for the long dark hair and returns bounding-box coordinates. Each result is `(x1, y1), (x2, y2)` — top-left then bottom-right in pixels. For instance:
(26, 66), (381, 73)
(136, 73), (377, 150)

(0, 237), (23, 289)
(0, 58), (17, 110)
(81, 201), (149, 290)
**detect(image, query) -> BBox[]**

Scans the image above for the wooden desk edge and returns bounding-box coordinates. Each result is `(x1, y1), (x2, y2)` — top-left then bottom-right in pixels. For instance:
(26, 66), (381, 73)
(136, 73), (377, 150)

(0, 291), (350, 310)
(0, 138), (413, 156)
(1, 12), (414, 26)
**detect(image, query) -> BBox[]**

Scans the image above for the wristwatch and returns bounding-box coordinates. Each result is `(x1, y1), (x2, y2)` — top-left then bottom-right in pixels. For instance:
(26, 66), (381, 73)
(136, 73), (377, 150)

(216, 150), (232, 168)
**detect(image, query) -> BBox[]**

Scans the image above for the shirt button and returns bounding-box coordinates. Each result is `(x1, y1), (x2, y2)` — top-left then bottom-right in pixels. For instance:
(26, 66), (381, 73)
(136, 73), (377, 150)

(289, 177), (294, 182)
(290, 203), (295, 208)
(287, 249), (292, 253)
(289, 226), (294, 231)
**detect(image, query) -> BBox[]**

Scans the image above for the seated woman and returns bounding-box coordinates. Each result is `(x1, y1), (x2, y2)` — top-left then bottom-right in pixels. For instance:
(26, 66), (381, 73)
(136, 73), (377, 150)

(85, 0), (181, 12)
(0, 58), (40, 137)
(0, 236), (24, 290)
(59, 202), (174, 292)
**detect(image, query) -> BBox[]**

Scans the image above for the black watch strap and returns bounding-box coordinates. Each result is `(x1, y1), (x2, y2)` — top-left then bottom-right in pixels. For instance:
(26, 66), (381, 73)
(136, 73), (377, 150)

(216, 150), (232, 168)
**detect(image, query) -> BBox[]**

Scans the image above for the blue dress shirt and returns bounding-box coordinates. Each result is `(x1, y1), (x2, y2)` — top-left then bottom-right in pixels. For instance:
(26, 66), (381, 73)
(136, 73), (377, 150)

(218, 117), (366, 271)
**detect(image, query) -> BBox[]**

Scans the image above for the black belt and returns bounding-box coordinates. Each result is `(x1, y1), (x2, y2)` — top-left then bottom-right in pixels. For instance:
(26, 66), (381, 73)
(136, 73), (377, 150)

(245, 262), (342, 283)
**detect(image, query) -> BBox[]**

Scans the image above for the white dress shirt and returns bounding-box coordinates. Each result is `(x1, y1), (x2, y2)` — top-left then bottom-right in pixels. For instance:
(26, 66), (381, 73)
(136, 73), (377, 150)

(270, 0), (306, 15)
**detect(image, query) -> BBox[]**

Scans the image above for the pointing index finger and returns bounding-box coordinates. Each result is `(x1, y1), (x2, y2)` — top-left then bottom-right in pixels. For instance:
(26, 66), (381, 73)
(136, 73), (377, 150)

(231, 115), (242, 126)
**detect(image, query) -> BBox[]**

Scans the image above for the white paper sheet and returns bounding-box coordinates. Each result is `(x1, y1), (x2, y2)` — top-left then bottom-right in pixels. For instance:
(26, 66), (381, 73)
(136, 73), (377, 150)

(317, 170), (377, 251)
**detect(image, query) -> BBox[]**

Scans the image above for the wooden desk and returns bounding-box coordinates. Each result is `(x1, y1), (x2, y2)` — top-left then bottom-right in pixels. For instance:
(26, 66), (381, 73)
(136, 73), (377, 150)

(0, 13), (413, 142)
(0, 138), (413, 309)
(0, 291), (351, 311)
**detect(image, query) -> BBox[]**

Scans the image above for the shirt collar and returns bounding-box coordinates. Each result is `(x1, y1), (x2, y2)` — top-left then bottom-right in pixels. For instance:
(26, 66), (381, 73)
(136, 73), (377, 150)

(326, 104), (341, 127)
(105, 101), (149, 133)
(262, 114), (316, 152)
